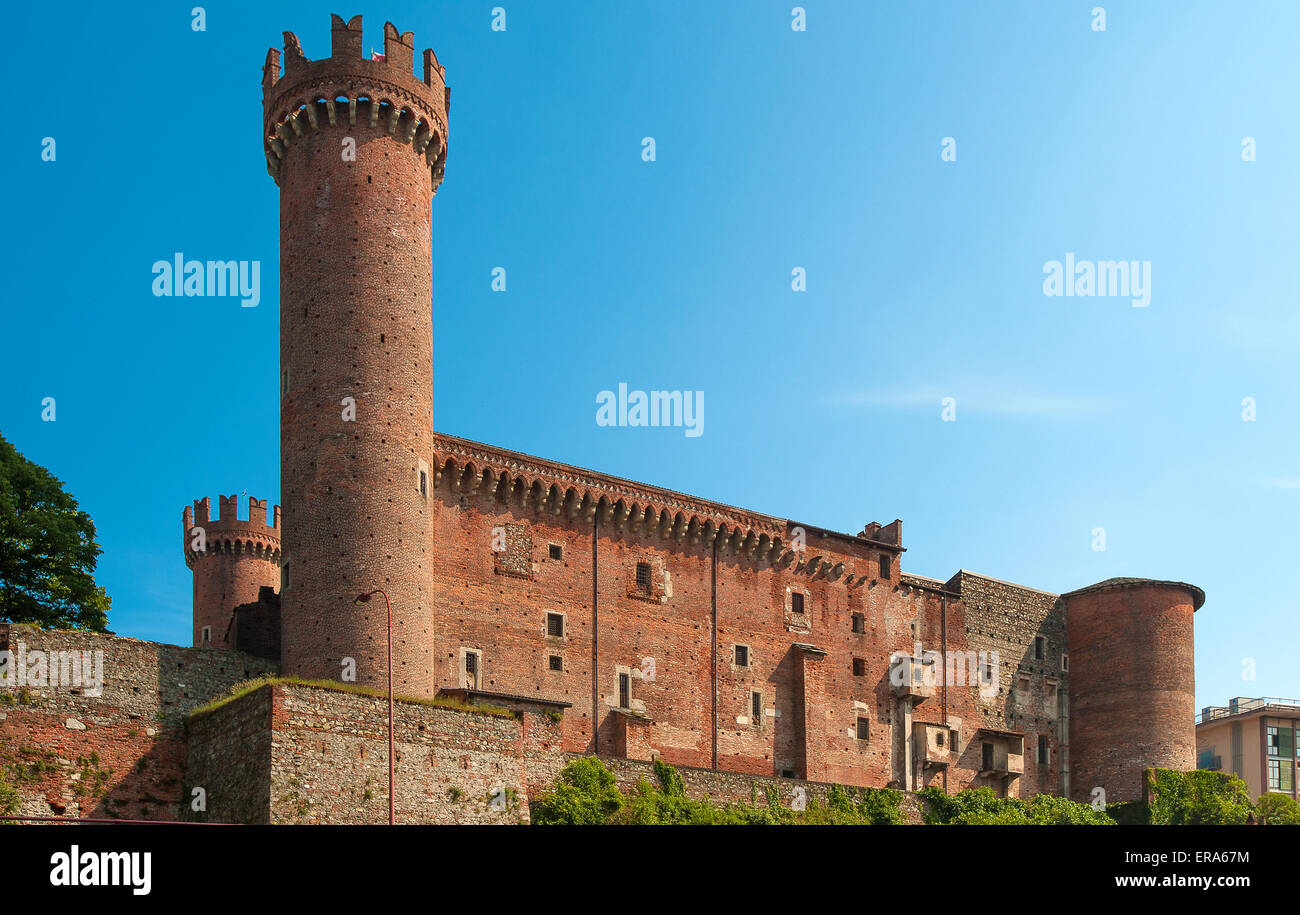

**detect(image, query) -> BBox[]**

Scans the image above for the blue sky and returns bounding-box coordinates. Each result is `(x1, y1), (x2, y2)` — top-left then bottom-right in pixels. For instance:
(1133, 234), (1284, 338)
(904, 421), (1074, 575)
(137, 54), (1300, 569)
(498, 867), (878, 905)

(1, 1), (1296, 711)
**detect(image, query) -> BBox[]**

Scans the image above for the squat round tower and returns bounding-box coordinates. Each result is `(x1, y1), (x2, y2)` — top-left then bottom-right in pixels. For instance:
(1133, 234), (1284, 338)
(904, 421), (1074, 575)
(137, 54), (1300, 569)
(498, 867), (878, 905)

(182, 495), (282, 649)
(262, 14), (448, 696)
(1063, 577), (1202, 804)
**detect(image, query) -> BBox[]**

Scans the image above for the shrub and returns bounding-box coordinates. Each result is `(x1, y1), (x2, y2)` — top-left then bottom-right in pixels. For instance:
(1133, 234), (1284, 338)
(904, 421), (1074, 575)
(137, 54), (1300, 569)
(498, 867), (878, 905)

(1146, 768), (1252, 825)
(1255, 792), (1300, 825)
(530, 757), (624, 825)
(920, 785), (1112, 825)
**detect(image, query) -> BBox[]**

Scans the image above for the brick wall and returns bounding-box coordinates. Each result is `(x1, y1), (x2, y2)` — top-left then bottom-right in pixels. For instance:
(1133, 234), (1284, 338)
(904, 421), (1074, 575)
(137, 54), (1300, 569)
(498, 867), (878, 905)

(0, 624), (275, 820)
(1065, 581), (1199, 803)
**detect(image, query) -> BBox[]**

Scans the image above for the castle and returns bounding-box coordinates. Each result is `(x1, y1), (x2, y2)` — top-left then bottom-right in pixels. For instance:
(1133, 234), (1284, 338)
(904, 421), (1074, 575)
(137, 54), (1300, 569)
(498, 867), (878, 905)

(0, 15), (1204, 824)
(179, 13), (1202, 807)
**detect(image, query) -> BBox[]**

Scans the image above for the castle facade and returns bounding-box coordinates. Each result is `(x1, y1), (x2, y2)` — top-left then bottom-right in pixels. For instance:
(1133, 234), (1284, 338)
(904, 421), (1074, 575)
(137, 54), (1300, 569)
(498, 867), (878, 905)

(179, 14), (1204, 807)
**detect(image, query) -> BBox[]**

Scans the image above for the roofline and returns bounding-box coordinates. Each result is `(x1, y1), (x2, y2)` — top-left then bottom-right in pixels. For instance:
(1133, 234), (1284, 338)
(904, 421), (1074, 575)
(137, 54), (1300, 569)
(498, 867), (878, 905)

(432, 430), (906, 552)
(1060, 577), (1205, 611)
(951, 569), (1060, 598)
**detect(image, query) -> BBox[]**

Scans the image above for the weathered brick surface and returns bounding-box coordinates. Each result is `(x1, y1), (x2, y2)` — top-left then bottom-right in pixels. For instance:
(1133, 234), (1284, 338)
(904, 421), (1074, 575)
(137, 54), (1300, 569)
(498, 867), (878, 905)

(0, 624), (274, 820)
(949, 571), (1068, 798)
(419, 439), (1105, 798)
(267, 16), (448, 698)
(1064, 580), (1199, 803)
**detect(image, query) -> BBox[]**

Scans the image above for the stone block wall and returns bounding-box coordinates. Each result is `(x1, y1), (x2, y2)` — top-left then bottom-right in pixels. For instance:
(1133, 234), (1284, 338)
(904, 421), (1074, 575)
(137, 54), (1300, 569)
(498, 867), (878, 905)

(185, 682), (567, 824)
(0, 623), (275, 820)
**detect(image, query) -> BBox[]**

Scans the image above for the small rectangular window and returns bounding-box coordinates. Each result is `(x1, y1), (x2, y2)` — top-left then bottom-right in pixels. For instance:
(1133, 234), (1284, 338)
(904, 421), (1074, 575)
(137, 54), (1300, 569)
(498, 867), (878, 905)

(618, 672), (631, 708)
(200, 626), (211, 646)
(790, 592), (805, 614)
(856, 717), (870, 740)
(548, 543), (563, 560)
(546, 612), (564, 638)
(950, 729), (960, 750)
(464, 650), (481, 689)
(982, 741), (994, 771)
(548, 655), (563, 672)
(1018, 675), (1031, 695)
(419, 470), (428, 498)
(878, 554), (890, 580)
(936, 729), (945, 747)
(852, 658), (867, 676)
(1034, 636), (1045, 660)
(851, 613), (865, 633)
(735, 645), (749, 667)
(635, 562), (652, 593)
(751, 691), (762, 721)
(1038, 735), (1049, 765)
(1061, 653), (1069, 672)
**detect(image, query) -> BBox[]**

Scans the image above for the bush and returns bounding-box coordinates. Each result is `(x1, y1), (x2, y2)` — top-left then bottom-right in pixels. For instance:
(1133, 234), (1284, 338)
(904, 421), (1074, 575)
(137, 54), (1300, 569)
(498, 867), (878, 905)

(920, 785), (1112, 825)
(1255, 793), (1300, 825)
(530, 757), (624, 825)
(532, 757), (903, 825)
(1146, 768), (1252, 825)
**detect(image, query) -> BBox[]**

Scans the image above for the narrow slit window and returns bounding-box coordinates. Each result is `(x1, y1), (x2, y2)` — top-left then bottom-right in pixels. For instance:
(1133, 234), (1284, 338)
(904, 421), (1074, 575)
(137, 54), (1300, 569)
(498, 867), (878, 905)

(618, 672), (631, 708)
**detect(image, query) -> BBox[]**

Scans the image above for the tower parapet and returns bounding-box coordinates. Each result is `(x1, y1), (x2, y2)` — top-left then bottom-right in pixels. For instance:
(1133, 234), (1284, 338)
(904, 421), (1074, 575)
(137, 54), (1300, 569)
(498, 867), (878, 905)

(261, 14), (448, 189)
(182, 495), (282, 649)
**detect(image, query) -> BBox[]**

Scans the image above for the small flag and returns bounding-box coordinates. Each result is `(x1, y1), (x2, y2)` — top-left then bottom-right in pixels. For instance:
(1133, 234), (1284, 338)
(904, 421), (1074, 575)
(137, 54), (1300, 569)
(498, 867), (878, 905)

(371, 49), (385, 62)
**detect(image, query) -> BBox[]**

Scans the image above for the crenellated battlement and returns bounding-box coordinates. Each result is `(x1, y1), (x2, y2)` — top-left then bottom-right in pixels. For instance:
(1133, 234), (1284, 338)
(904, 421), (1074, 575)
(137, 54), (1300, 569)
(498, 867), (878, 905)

(182, 494), (282, 569)
(261, 13), (449, 189)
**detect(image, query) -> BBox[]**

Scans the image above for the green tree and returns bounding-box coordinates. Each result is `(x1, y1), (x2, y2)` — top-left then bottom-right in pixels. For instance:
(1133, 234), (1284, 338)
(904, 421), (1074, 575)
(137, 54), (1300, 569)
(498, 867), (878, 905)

(1146, 768), (1253, 825)
(1256, 792), (1300, 825)
(0, 434), (110, 630)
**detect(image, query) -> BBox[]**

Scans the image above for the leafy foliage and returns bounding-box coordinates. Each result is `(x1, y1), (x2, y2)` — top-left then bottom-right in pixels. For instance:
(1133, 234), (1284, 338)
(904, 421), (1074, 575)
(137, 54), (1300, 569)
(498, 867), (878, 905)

(919, 785), (1113, 825)
(1146, 768), (1253, 825)
(0, 434), (110, 630)
(534, 757), (904, 825)
(531, 756), (625, 825)
(1255, 792), (1300, 825)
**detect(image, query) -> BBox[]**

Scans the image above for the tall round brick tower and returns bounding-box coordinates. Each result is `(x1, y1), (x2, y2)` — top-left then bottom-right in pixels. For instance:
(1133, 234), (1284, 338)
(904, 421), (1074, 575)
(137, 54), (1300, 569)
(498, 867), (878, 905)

(182, 495), (282, 649)
(261, 15), (448, 697)
(1062, 577), (1203, 804)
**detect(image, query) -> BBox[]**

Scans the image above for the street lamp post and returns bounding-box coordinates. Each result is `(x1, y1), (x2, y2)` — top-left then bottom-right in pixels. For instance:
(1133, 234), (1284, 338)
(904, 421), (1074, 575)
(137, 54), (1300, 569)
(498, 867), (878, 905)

(354, 588), (394, 825)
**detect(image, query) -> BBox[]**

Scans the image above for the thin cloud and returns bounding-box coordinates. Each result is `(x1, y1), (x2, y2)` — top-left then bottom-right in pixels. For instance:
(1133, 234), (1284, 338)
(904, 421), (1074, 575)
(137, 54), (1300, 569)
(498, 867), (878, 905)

(834, 386), (1110, 418)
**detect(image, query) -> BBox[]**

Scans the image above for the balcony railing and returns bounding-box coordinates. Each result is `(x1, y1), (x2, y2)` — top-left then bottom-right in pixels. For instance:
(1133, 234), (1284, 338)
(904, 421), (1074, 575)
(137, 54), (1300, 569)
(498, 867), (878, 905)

(1197, 697), (1300, 725)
